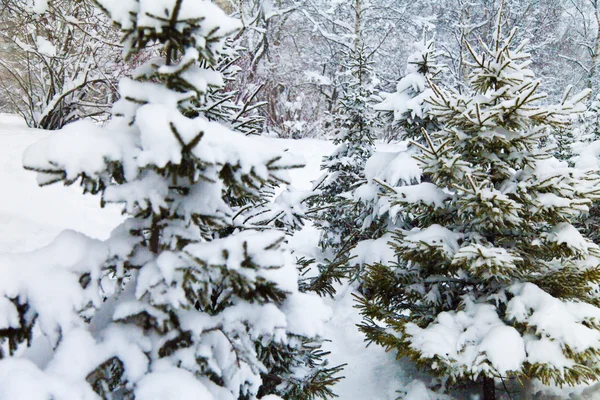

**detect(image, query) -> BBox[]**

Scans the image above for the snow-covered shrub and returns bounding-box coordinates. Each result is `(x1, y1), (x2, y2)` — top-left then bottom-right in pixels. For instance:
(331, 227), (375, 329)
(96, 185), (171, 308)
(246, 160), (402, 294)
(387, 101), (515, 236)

(0, 0), (123, 129)
(358, 18), (600, 399)
(10, 1), (341, 399)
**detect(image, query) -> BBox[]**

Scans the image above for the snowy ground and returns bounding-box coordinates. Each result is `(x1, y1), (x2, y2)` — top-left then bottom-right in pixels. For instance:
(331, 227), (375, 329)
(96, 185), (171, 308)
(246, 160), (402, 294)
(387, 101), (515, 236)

(0, 114), (124, 252)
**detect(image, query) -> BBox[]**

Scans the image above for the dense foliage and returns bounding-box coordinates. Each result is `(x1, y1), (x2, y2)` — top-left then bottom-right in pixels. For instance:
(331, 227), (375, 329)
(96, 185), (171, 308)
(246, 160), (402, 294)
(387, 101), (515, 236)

(358, 19), (600, 399)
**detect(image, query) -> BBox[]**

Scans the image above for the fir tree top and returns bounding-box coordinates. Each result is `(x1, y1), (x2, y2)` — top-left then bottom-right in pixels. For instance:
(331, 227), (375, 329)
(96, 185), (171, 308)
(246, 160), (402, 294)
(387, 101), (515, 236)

(375, 35), (440, 143)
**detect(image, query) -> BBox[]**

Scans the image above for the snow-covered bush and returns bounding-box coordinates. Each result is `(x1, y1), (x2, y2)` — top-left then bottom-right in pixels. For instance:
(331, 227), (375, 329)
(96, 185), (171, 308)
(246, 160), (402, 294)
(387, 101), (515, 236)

(358, 18), (600, 399)
(7, 1), (340, 399)
(0, 0), (123, 129)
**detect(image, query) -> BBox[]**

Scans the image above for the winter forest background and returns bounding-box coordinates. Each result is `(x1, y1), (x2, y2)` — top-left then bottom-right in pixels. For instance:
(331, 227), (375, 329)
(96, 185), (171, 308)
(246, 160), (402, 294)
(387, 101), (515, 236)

(3, 0), (600, 399)
(2, 0), (600, 135)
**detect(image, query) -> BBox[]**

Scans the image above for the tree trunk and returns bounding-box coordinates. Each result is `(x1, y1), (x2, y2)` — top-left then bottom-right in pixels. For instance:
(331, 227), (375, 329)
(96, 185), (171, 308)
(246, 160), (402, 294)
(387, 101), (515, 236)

(483, 376), (496, 400)
(590, 2), (600, 93)
(149, 214), (161, 254)
(354, 0), (361, 52)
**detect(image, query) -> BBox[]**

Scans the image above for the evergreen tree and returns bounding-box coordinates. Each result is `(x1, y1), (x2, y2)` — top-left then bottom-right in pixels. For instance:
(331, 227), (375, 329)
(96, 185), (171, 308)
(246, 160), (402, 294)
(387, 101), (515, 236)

(575, 95), (600, 247)
(551, 86), (584, 164)
(16, 1), (340, 399)
(336, 36), (441, 286)
(375, 35), (440, 144)
(552, 125), (576, 164)
(306, 41), (379, 289)
(352, 35), (441, 251)
(311, 42), (378, 253)
(358, 16), (600, 400)
(574, 94), (600, 148)
(586, 95), (600, 140)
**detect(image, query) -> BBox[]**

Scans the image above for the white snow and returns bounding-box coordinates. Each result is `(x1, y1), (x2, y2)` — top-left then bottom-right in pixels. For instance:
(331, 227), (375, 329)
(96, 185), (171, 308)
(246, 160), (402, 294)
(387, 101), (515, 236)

(0, 358), (98, 400)
(0, 230), (108, 344)
(30, 0), (48, 13)
(135, 368), (214, 400)
(390, 182), (449, 208)
(543, 222), (597, 255)
(0, 297), (19, 329)
(322, 284), (408, 399)
(452, 243), (522, 278)
(22, 119), (139, 183)
(403, 224), (461, 258)
(283, 291), (332, 337)
(479, 325), (526, 375)
(402, 379), (452, 400)
(406, 297), (526, 378)
(575, 140), (600, 170)
(350, 233), (397, 267)
(0, 121), (123, 251)
(95, 0), (242, 41)
(36, 36), (56, 57)
(508, 283), (600, 364)
(305, 71), (332, 86)
(363, 148), (420, 187)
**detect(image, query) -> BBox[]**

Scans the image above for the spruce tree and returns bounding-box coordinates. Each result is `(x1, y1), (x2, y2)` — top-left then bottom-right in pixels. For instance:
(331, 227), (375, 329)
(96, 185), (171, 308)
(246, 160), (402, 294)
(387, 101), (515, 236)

(337, 37), (441, 285)
(375, 35), (440, 144)
(575, 96), (600, 248)
(579, 94), (600, 144)
(351, 35), (441, 255)
(19, 1), (340, 399)
(311, 42), (377, 253)
(551, 87), (582, 164)
(307, 42), (379, 289)
(358, 15), (600, 400)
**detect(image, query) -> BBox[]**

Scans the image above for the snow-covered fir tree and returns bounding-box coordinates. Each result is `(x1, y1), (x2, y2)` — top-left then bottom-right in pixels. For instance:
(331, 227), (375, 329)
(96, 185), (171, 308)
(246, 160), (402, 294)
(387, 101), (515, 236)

(374, 35), (440, 144)
(358, 18), (600, 400)
(312, 42), (377, 251)
(351, 35), (440, 250)
(552, 126), (576, 164)
(308, 42), (378, 287)
(342, 37), (441, 284)
(574, 94), (600, 149)
(574, 95), (600, 247)
(7, 1), (341, 399)
(551, 86), (585, 164)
